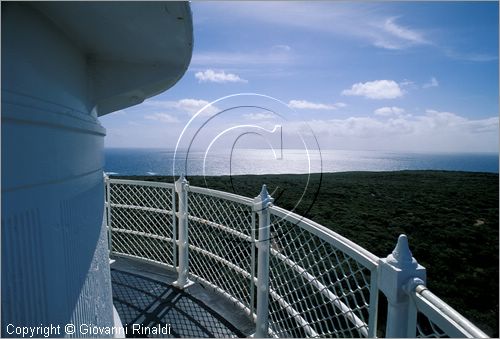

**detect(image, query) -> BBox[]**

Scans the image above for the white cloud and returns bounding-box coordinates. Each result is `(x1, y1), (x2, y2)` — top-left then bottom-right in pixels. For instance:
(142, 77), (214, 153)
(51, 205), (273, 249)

(243, 113), (275, 120)
(419, 109), (498, 133)
(176, 99), (219, 116)
(444, 49), (498, 62)
(423, 77), (439, 88)
(195, 69), (248, 83)
(127, 121), (142, 126)
(191, 49), (294, 67)
(400, 80), (415, 87)
(374, 106), (406, 116)
(289, 109), (498, 152)
(272, 44), (292, 52)
(382, 17), (428, 45)
(195, 3), (431, 51)
(342, 80), (403, 99)
(288, 100), (347, 110)
(371, 17), (429, 50)
(145, 113), (180, 123)
(196, 2), (495, 61)
(144, 99), (220, 116)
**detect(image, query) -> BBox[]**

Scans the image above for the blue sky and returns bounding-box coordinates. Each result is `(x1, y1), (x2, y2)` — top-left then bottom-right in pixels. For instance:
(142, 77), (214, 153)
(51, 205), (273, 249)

(101, 1), (499, 152)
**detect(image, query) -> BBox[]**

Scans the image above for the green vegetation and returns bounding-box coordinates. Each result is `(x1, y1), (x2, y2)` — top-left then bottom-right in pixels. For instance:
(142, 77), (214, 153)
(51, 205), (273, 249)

(114, 171), (498, 336)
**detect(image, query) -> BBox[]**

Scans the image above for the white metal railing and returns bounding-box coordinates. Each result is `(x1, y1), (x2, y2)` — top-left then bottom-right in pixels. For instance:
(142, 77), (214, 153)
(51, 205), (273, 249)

(104, 175), (489, 338)
(411, 285), (489, 338)
(105, 178), (177, 269)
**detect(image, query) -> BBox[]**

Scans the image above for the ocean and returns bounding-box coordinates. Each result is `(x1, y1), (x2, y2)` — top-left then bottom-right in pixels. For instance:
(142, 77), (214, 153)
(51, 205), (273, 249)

(104, 148), (499, 176)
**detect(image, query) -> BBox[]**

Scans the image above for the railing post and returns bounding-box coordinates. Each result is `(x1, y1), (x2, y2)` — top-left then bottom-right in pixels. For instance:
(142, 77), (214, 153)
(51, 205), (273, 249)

(171, 185), (178, 271)
(253, 185), (274, 338)
(104, 173), (113, 253)
(249, 211), (257, 318)
(378, 234), (426, 338)
(173, 175), (194, 289)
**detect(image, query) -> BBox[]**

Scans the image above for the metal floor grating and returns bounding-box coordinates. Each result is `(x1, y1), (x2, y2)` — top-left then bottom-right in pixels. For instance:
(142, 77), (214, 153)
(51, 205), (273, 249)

(110, 257), (253, 338)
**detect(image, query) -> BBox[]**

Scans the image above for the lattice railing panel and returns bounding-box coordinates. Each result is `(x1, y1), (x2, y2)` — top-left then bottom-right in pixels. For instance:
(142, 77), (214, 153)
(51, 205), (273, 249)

(189, 218), (253, 268)
(189, 247), (254, 310)
(110, 182), (173, 211)
(267, 213), (373, 338)
(187, 190), (255, 312)
(111, 231), (173, 266)
(416, 312), (449, 338)
(107, 181), (175, 267)
(111, 208), (174, 238)
(188, 191), (253, 237)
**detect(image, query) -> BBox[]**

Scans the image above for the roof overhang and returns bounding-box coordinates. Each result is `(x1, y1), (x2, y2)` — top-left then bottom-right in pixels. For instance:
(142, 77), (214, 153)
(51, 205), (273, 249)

(33, 1), (193, 116)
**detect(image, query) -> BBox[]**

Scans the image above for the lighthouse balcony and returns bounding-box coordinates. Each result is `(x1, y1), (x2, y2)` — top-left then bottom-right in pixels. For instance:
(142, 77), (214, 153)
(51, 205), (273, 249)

(105, 177), (488, 338)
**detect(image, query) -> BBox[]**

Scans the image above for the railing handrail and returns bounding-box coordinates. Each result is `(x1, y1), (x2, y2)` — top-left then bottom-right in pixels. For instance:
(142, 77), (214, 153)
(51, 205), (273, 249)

(269, 205), (380, 269)
(188, 184), (254, 206)
(108, 202), (174, 215)
(412, 285), (489, 338)
(108, 177), (175, 189)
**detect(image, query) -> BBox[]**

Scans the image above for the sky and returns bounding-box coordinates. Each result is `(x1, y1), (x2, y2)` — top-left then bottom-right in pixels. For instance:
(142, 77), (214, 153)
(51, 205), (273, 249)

(100, 1), (499, 153)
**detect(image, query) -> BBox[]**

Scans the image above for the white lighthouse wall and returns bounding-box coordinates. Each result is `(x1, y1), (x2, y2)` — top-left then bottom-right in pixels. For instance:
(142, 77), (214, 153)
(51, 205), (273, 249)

(2, 3), (113, 336)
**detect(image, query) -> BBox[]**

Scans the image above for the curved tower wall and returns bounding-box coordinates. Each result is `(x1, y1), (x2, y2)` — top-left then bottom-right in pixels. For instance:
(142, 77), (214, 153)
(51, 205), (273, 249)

(1, 2), (193, 335)
(1, 3), (112, 334)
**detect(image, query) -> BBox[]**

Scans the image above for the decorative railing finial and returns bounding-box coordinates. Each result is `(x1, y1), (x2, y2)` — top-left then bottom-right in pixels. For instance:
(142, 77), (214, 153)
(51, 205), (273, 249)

(254, 184), (274, 213)
(386, 234), (417, 269)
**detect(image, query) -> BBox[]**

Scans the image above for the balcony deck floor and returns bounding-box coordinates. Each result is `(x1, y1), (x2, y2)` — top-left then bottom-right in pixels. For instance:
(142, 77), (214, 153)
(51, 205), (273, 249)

(110, 256), (255, 338)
